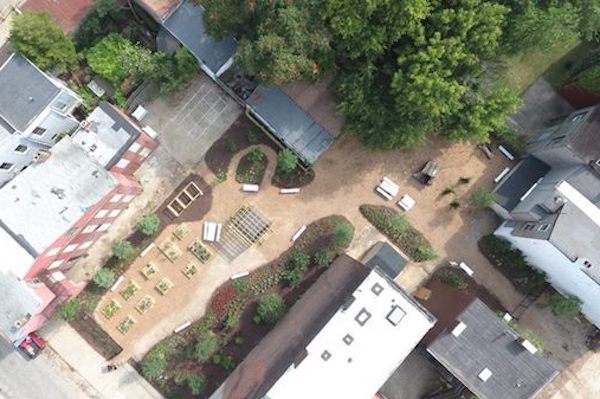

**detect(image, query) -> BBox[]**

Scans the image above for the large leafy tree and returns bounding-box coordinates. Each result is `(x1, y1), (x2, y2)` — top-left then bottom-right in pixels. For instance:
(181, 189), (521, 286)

(10, 12), (77, 72)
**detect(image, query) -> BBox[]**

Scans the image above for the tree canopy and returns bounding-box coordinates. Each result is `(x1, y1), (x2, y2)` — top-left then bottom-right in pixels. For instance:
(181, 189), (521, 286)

(10, 12), (77, 72)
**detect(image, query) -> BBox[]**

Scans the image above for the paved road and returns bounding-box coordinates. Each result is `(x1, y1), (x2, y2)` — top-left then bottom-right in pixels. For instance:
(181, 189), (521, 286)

(0, 342), (99, 399)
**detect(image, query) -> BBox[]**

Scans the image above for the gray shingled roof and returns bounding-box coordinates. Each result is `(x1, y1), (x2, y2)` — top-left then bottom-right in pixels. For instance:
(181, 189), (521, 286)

(427, 299), (558, 399)
(494, 156), (551, 211)
(0, 54), (59, 131)
(246, 85), (334, 164)
(163, 0), (237, 75)
(361, 242), (408, 279)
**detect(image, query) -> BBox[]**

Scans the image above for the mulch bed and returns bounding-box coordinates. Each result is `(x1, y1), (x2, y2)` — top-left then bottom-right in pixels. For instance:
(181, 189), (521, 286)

(271, 167), (315, 188)
(235, 152), (268, 185)
(205, 115), (279, 176)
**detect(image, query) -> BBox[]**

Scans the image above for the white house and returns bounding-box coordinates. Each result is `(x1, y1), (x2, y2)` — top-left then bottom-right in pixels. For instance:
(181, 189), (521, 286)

(492, 105), (600, 327)
(0, 53), (81, 187)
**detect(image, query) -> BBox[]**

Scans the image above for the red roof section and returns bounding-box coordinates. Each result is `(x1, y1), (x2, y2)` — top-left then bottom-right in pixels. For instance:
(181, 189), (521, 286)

(23, 0), (94, 33)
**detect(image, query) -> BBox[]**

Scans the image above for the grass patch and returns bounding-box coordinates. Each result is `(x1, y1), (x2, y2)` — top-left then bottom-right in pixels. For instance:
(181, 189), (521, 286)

(359, 205), (436, 262)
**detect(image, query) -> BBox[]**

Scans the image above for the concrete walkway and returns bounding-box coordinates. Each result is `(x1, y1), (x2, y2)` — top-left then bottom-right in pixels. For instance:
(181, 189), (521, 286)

(42, 320), (162, 399)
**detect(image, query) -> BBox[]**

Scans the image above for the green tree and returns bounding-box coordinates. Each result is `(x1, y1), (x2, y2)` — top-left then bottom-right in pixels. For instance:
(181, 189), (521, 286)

(154, 47), (199, 95)
(333, 222), (354, 250)
(10, 12), (77, 72)
(137, 213), (161, 236)
(255, 294), (286, 325)
(94, 0), (118, 18)
(112, 240), (135, 260)
(576, 0), (600, 42)
(194, 334), (220, 361)
(548, 294), (582, 318)
(142, 349), (168, 381)
(86, 33), (156, 85)
(471, 187), (496, 208)
(92, 268), (115, 288)
(277, 149), (298, 175)
(57, 299), (82, 321)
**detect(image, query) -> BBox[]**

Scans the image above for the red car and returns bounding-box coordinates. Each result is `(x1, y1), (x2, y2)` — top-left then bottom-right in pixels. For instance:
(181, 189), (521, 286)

(18, 332), (46, 359)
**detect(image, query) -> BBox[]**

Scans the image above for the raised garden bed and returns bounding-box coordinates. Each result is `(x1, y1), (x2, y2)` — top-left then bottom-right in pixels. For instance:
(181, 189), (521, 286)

(117, 315), (136, 335)
(182, 262), (199, 279)
(155, 278), (174, 296)
(189, 240), (211, 263)
(235, 150), (268, 185)
(139, 215), (353, 397)
(158, 239), (182, 262)
(173, 223), (191, 240)
(135, 295), (156, 315)
(101, 299), (121, 320)
(272, 167), (315, 189)
(359, 204), (437, 262)
(141, 263), (159, 280)
(120, 280), (140, 301)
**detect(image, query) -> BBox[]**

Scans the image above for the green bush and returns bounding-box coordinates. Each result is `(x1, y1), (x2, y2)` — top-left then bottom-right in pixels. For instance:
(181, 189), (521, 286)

(247, 130), (260, 144)
(194, 334), (220, 361)
(283, 248), (310, 287)
(92, 268), (115, 288)
(441, 274), (467, 289)
(255, 294), (286, 325)
(227, 139), (238, 154)
(234, 336), (245, 345)
(212, 353), (223, 365)
(333, 222), (354, 250)
(314, 250), (330, 268)
(193, 313), (217, 336)
(155, 47), (199, 95)
(112, 240), (135, 260)
(277, 149), (298, 176)
(57, 299), (82, 321)
(250, 148), (265, 162)
(221, 355), (236, 371)
(141, 340), (177, 382)
(471, 187), (496, 208)
(10, 12), (77, 72)
(360, 205), (436, 262)
(548, 294), (582, 318)
(137, 213), (161, 236)
(232, 279), (247, 294)
(187, 373), (206, 395)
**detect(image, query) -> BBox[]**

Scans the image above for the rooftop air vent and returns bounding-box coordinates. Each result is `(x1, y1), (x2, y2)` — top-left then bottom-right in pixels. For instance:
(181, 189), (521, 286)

(519, 338), (538, 354)
(451, 321), (467, 337)
(51, 187), (66, 199)
(478, 368), (492, 382)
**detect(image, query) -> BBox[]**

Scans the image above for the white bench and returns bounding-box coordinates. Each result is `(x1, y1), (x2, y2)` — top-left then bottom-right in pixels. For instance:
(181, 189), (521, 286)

(459, 261), (474, 276)
(174, 321), (191, 333)
(494, 167), (510, 183)
(242, 184), (259, 192)
(203, 222), (222, 242)
(292, 225), (307, 241)
(397, 194), (416, 211)
(230, 271), (250, 280)
(280, 188), (300, 194)
(139, 242), (155, 257)
(376, 186), (394, 200)
(110, 276), (125, 292)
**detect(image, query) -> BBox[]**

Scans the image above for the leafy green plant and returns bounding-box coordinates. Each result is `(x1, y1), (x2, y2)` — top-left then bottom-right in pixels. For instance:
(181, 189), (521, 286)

(548, 294), (582, 318)
(232, 279), (247, 294)
(57, 299), (82, 321)
(187, 373), (206, 395)
(10, 12), (77, 72)
(212, 353), (223, 365)
(247, 130), (260, 144)
(255, 294), (286, 325)
(215, 170), (227, 184)
(283, 248), (310, 287)
(194, 334), (220, 361)
(92, 268), (115, 288)
(112, 240), (135, 260)
(234, 336), (245, 345)
(250, 148), (265, 162)
(221, 355), (236, 371)
(441, 274), (467, 289)
(227, 139), (238, 154)
(471, 187), (497, 208)
(314, 250), (330, 268)
(137, 213), (161, 236)
(276, 149), (298, 176)
(333, 221), (354, 250)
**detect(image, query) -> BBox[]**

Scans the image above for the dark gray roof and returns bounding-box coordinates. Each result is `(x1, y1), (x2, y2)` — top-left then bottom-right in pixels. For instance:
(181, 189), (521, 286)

(98, 101), (141, 168)
(0, 54), (59, 131)
(494, 157), (551, 211)
(427, 299), (557, 399)
(246, 85), (334, 164)
(163, 0), (238, 75)
(361, 242), (408, 279)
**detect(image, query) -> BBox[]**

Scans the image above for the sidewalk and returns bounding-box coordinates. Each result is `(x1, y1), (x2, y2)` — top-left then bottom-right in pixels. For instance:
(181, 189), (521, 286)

(42, 320), (162, 399)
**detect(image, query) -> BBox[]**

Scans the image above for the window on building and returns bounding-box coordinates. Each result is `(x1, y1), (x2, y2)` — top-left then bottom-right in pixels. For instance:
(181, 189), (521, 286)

(14, 144), (28, 153)
(538, 224), (551, 232)
(521, 223), (536, 231)
(66, 227), (79, 236)
(53, 101), (68, 111)
(130, 142), (141, 153)
(82, 225), (98, 234)
(63, 244), (78, 253)
(110, 193), (123, 203)
(48, 260), (63, 270)
(78, 241), (93, 250)
(116, 158), (130, 168)
(584, 260), (593, 269)
(108, 209), (121, 218)
(32, 127), (46, 136)
(139, 147), (151, 158)
(0, 162), (14, 170)
(122, 194), (135, 202)
(96, 209), (109, 218)
(98, 223), (111, 232)
(46, 247), (60, 257)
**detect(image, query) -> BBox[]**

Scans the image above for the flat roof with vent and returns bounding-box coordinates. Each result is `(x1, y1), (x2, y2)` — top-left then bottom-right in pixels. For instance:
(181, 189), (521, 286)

(264, 267), (435, 399)
(0, 138), (116, 255)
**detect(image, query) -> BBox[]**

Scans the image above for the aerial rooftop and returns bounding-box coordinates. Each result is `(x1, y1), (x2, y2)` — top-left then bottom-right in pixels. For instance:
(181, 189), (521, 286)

(0, 137), (117, 255)
(72, 101), (141, 168)
(0, 54), (60, 132)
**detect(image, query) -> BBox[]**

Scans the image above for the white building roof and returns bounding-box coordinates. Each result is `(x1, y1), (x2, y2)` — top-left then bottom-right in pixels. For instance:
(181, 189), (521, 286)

(265, 268), (435, 399)
(0, 137), (117, 255)
(0, 225), (35, 279)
